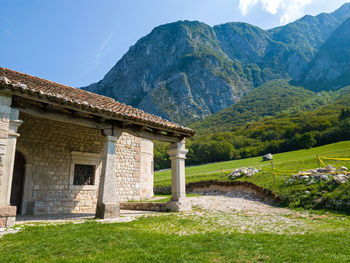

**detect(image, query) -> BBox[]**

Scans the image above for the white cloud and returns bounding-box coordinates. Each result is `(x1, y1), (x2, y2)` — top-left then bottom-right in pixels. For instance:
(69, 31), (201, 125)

(239, 0), (314, 24)
(95, 33), (114, 66)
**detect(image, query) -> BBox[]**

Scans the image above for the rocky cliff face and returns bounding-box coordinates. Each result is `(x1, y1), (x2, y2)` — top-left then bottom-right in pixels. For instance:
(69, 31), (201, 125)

(83, 3), (350, 124)
(84, 21), (252, 124)
(303, 17), (350, 90)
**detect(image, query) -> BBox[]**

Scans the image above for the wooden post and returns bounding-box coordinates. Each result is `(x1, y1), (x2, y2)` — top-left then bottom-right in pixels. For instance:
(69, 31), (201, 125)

(271, 161), (276, 185)
(316, 155), (320, 167)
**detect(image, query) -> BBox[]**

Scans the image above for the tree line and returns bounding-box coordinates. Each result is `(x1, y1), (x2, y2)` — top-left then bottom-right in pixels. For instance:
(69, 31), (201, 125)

(154, 107), (350, 170)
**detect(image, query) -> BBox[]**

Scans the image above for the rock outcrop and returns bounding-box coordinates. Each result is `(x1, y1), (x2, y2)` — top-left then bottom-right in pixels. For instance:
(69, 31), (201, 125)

(286, 165), (349, 185)
(228, 167), (261, 179)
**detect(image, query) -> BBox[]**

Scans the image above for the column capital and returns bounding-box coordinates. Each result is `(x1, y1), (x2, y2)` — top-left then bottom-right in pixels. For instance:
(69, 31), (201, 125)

(8, 119), (23, 137)
(167, 141), (188, 159)
(105, 135), (119, 143)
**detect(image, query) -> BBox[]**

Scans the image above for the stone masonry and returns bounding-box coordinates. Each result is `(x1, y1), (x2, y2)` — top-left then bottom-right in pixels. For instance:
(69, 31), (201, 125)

(17, 113), (105, 214)
(115, 132), (142, 201)
(16, 113), (153, 215)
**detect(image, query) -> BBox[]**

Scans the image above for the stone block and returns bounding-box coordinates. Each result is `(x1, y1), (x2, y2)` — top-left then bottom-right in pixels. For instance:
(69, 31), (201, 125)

(95, 203), (120, 219)
(0, 218), (6, 228)
(0, 206), (16, 217)
(6, 216), (15, 227)
(167, 199), (192, 212)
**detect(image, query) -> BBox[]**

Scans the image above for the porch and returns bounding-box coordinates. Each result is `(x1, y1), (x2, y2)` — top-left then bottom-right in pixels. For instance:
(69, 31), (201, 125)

(0, 67), (195, 228)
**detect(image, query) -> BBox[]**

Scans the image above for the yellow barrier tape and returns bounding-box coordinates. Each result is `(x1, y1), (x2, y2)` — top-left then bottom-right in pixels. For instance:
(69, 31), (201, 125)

(274, 169), (300, 172)
(275, 172), (348, 175)
(319, 158), (326, 166)
(319, 157), (350, 161)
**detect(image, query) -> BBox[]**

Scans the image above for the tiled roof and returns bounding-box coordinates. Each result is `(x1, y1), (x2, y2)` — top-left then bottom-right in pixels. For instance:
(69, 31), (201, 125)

(0, 67), (194, 136)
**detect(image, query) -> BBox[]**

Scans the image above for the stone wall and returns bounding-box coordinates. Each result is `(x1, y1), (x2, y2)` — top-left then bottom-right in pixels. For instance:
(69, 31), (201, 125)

(6, 111), (155, 215)
(115, 132), (142, 201)
(115, 134), (154, 201)
(120, 201), (167, 212)
(17, 113), (105, 214)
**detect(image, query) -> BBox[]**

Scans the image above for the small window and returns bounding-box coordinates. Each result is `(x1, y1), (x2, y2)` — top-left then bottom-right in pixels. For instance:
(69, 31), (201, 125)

(73, 164), (95, 185)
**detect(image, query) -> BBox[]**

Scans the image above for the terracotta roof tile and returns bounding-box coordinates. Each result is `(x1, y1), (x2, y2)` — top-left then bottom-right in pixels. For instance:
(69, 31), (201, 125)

(0, 67), (194, 136)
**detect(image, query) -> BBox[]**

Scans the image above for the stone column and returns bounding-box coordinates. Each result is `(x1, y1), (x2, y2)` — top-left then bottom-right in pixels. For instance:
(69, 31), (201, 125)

(0, 95), (22, 227)
(167, 140), (191, 212)
(4, 109), (22, 205)
(96, 134), (120, 219)
(140, 138), (154, 200)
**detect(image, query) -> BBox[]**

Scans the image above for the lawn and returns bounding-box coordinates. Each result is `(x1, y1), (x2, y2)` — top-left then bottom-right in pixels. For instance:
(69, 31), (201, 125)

(155, 140), (350, 187)
(1, 208), (350, 262)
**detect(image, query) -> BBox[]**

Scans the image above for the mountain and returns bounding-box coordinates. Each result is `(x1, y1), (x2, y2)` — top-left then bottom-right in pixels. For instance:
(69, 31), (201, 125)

(303, 17), (350, 90)
(84, 21), (252, 124)
(83, 3), (350, 125)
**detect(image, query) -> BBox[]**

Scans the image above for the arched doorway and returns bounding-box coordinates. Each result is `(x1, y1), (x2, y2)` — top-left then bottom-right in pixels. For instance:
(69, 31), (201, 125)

(10, 151), (26, 214)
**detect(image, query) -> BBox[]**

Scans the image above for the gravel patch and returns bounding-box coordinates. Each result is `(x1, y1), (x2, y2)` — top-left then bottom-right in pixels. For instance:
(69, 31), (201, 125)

(169, 194), (318, 235)
(189, 193), (292, 215)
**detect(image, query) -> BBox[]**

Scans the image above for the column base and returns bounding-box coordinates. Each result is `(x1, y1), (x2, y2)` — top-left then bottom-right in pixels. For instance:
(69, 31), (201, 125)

(95, 203), (120, 219)
(167, 199), (192, 212)
(0, 206), (16, 228)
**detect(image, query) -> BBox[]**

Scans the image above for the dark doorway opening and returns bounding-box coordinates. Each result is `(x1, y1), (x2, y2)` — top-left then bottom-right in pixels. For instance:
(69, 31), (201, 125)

(10, 151), (26, 214)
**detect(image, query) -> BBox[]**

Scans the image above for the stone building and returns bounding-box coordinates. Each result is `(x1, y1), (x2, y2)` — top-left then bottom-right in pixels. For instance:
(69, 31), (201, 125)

(0, 67), (194, 228)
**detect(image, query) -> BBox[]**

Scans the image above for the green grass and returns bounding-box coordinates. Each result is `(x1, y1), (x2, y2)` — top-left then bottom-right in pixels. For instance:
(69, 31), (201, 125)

(155, 141), (350, 186)
(1, 212), (350, 262)
(155, 141), (350, 209)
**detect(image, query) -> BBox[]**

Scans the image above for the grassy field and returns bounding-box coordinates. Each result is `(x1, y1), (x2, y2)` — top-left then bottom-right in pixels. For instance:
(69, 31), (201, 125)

(155, 141), (350, 186)
(155, 141), (350, 209)
(1, 210), (350, 262)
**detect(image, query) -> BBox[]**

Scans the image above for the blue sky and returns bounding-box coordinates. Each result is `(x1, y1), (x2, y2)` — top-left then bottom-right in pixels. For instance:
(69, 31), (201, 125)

(1, 0), (348, 87)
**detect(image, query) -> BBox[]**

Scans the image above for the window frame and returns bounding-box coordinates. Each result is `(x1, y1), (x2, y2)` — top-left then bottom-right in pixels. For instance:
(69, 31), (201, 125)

(69, 152), (101, 190)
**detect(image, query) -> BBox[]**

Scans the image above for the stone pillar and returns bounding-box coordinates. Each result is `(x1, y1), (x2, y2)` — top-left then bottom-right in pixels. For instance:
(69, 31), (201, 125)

(166, 140), (191, 212)
(4, 109), (22, 205)
(140, 138), (154, 200)
(0, 95), (22, 227)
(96, 134), (120, 219)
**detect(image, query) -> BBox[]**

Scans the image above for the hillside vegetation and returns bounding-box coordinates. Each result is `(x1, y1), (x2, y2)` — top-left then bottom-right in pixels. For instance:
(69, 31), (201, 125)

(155, 86), (350, 169)
(191, 80), (320, 134)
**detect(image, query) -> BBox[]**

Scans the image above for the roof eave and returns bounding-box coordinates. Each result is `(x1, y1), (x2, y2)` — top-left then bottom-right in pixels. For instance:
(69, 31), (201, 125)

(0, 83), (195, 137)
